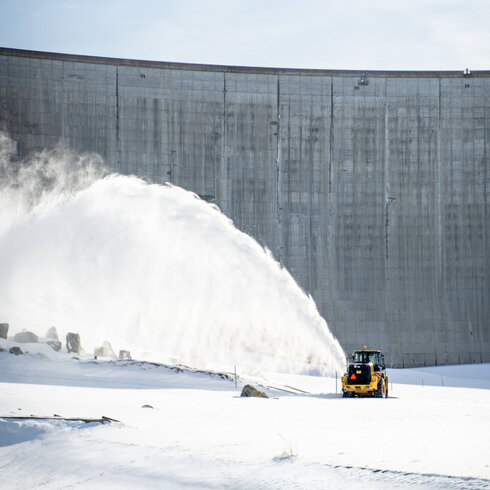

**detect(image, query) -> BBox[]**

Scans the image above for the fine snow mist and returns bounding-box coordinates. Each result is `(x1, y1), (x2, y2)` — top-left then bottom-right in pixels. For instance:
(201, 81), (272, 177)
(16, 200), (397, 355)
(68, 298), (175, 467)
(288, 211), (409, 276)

(0, 135), (345, 375)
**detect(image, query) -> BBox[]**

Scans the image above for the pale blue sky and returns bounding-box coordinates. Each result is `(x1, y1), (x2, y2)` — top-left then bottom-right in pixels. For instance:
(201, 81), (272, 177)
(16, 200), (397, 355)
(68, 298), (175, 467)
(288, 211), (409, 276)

(1, 0), (489, 70)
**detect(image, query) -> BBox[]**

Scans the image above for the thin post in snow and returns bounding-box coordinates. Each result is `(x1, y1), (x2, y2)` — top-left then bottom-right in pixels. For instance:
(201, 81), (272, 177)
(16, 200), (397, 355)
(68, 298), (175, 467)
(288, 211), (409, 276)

(335, 371), (337, 394)
(234, 365), (237, 389)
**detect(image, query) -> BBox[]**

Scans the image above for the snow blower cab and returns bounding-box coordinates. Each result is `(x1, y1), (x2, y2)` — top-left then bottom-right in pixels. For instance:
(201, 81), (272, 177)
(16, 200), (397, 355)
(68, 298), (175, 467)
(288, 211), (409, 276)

(341, 347), (388, 398)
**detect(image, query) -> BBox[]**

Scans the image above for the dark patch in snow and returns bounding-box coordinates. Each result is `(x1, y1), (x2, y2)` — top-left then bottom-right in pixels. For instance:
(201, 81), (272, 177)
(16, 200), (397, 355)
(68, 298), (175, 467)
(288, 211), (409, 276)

(0, 416), (116, 448)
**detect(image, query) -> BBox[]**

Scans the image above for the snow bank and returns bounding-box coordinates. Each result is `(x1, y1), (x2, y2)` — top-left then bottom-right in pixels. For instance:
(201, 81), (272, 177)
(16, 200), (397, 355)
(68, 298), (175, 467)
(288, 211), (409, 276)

(0, 418), (98, 448)
(0, 134), (345, 375)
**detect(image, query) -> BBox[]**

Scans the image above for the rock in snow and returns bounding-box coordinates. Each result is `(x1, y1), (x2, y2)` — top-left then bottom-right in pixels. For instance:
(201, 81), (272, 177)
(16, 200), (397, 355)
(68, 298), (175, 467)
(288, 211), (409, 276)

(94, 341), (117, 359)
(66, 332), (81, 353)
(118, 350), (131, 360)
(9, 346), (23, 355)
(47, 340), (62, 352)
(45, 326), (59, 341)
(240, 384), (269, 398)
(14, 331), (39, 343)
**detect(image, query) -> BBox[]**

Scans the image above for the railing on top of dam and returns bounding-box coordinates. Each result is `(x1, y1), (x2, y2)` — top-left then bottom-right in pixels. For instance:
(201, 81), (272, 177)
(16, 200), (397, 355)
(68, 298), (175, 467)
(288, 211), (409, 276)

(1, 46), (490, 78)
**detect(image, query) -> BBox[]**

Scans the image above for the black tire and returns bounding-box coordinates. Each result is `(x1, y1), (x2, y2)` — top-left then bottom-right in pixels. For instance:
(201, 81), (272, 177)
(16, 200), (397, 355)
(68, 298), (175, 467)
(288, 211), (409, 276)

(385, 382), (389, 398)
(375, 379), (384, 398)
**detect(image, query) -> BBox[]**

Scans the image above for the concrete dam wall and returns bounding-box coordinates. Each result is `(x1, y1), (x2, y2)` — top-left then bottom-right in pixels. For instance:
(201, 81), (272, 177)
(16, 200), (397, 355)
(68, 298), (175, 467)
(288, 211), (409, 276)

(1, 47), (489, 367)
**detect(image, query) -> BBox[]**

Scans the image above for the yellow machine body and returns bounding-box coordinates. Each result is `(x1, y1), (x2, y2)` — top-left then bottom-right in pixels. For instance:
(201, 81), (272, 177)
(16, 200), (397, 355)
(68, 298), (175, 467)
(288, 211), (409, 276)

(341, 349), (389, 398)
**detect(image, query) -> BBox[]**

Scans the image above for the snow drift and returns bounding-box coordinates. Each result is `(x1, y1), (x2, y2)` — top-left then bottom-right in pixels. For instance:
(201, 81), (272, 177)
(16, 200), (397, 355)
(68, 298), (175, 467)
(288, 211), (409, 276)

(0, 134), (345, 375)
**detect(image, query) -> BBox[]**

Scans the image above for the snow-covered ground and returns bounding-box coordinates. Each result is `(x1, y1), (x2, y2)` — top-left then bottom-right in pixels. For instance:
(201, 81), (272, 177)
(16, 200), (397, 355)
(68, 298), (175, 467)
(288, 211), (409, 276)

(1, 136), (488, 488)
(1, 345), (489, 489)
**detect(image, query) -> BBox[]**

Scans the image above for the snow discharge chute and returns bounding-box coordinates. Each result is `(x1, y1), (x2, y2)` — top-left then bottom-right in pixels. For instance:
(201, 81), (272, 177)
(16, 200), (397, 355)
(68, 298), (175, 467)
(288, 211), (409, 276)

(0, 135), (345, 375)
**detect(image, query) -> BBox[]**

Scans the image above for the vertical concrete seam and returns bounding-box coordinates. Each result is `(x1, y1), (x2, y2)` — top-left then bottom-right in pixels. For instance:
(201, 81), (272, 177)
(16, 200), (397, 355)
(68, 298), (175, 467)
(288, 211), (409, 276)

(327, 76), (335, 322)
(480, 80), (488, 357)
(276, 75), (282, 263)
(115, 66), (120, 170)
(166, 70), (173, 184)
(61, 61), (65, 146)
(308, 97), (314, 293)
(436, 77), (443, 365)
(383, 79), (394, 360)
(170, 71), (176, 184)
(219, 71), (227, 212)
(384, 101), (390, 263)
(329, 78), (334, 192)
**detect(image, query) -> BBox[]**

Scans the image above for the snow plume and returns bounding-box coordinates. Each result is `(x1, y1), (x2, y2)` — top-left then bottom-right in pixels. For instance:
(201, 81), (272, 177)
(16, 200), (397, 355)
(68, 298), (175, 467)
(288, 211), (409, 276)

(0, 135), (345, 375)
(0, 134), (106, 236)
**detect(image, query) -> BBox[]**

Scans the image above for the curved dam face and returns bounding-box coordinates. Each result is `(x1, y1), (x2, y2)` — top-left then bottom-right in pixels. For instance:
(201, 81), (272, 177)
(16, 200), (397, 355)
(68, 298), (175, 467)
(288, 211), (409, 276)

(1, 47), (489, 367)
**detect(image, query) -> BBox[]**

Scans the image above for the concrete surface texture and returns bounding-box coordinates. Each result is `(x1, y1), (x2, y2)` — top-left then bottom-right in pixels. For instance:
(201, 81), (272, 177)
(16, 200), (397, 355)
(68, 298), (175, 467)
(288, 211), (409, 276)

(1, 48), (488, 367)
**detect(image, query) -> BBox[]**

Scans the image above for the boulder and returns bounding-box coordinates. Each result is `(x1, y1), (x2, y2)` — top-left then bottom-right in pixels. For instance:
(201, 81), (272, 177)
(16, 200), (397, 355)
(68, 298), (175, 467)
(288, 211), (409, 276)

(118, 350), (131, 360)
(0, 323), (9, 339)
(9, 346), (23, 355)
(240, 384), (269, 398)
(46, 326), (59, 341)
(14, 331), (39, 343)
(66, 332), (81, 353)
(103, 341), (116, 359)
(94, 341), (116, 359)
(47, 340), (62, 352)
